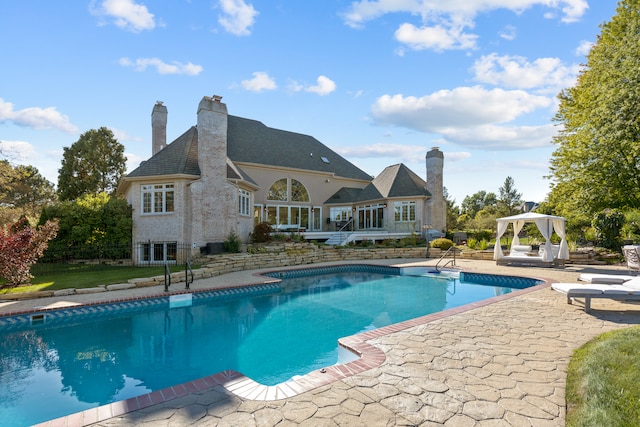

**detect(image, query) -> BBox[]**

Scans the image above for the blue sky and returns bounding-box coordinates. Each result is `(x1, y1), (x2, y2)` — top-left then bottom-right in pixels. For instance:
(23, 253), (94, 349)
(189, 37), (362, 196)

(0, 0), (618, 206)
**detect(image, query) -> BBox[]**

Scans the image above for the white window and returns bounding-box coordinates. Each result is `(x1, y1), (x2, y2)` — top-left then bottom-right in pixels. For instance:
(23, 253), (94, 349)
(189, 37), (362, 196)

(330, 207), (352, 221)
(239, 189), (251, 216)
(394, 201), (416, 222)
(142, 184), (174, 214)
(140, 242), (177, 264)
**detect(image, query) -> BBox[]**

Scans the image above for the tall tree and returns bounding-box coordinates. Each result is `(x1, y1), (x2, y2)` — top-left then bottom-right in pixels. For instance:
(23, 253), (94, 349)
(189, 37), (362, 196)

(443, 187), (460, 230)
(57, 127), (127, 201)
(497, 176), (523, 216)
(461, 191), (497, 219)
(549, 0), (640, 218)
(0, 162), (56, 227)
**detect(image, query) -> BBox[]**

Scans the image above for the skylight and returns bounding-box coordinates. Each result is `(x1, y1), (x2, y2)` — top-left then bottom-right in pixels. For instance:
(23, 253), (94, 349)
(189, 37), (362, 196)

(321, 156), (330, 163)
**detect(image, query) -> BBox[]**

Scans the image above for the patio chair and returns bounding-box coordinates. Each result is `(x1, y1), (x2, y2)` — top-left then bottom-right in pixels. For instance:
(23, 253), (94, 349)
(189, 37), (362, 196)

(552, 278), (640, 312)
(621, 245), (640, 275)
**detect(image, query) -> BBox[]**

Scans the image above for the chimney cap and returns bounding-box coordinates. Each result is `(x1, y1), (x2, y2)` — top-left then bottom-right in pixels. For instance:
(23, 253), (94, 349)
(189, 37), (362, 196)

(155, 100), (164, 106)
(212, 95), (223, 102)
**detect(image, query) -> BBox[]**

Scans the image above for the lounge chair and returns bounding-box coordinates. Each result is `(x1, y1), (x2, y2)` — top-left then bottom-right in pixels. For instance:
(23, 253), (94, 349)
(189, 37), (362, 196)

(622, 245), (640, 275)
(552, 277), (640, 312)
(578, 273), (636, 284)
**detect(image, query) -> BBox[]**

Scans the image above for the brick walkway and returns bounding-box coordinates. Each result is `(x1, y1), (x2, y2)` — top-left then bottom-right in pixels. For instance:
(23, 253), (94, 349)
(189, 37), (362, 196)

(8, 259), (640, 426)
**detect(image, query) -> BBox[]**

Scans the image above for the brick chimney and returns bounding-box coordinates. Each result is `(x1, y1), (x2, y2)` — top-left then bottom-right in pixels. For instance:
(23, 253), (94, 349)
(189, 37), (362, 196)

(151, 101), (167, 156)
(426, 147), (446, 232)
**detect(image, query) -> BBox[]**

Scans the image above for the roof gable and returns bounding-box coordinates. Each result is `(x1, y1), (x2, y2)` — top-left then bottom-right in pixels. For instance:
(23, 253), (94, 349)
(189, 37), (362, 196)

(372, 164), (430, 198)
(127, 126), (200, 178)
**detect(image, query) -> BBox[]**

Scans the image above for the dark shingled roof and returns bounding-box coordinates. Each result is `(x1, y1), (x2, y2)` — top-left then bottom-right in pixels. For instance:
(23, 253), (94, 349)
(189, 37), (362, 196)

(371, 163), (430, 198)
(127, 127), (200, 178)
(325, 164), (431, 204)
(126, 116), (372, 182)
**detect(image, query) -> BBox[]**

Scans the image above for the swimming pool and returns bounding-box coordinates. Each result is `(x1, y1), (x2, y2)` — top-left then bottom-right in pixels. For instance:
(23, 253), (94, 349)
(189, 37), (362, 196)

(0, 265), (543, 426)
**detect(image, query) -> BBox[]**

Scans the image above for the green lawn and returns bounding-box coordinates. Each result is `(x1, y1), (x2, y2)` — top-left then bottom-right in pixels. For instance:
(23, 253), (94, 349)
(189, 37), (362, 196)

(0, 263), (196, 294)
(566, 326), (640, 426)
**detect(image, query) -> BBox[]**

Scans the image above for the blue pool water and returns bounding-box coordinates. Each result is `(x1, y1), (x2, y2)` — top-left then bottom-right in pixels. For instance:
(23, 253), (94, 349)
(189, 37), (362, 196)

(0, 266), (541, 426)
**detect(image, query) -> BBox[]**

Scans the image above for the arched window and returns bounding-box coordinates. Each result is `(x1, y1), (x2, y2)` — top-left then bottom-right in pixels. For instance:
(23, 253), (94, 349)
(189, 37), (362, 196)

(267, 178), (288, 201)
(267, 178), (310, 202)
(291, 179), (309, 202)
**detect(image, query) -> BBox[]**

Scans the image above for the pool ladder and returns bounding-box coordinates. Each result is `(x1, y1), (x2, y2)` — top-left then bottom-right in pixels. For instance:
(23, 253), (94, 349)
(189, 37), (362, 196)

(435, 246), (459, 272)
(164, 261), (195, 292)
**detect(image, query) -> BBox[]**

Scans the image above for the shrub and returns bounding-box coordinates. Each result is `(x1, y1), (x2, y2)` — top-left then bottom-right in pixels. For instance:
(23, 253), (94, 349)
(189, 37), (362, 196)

(592, 209), (624, 250)
(399, 233), (420, 247)
(430, 238), (454, 250)
(466, 238), (478, 249)
(250, 222), (272, 243)
(0, 217), (59, 287)
(223, 229), (241, 253)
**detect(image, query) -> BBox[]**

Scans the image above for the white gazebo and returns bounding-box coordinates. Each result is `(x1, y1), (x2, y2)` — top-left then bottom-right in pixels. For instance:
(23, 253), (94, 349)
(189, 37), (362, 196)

(494, 212), (570, 265)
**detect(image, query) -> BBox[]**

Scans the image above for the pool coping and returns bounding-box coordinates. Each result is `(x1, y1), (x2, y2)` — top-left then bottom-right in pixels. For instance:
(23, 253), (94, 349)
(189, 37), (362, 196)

(20, 265), (551, 427)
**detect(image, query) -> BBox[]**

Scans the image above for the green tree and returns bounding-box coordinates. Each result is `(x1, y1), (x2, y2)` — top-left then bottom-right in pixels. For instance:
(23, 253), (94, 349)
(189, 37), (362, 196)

(549, 0), (640, 218)
(57, 127), (127, 201)
(461, 191), (497, 219)
(0, 162), (57, 226)
(39, 193), (132, 259)
(497, 176), (523, 216)
(443, 187), (459, 230)
(592, 208), (625, 250)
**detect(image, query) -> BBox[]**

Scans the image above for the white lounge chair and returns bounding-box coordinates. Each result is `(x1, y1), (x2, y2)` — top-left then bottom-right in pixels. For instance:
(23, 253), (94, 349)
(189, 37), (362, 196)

(552, 277), (640, 312)
(578, 273), (636, 284)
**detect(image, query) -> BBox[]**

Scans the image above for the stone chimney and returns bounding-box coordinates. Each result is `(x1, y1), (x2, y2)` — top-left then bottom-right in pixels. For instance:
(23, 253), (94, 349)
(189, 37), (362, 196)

(426, 147), (446, 232)
(151, 101), (167, 156)
(196, 95), (228, 181)
(190, 95), (233, 248)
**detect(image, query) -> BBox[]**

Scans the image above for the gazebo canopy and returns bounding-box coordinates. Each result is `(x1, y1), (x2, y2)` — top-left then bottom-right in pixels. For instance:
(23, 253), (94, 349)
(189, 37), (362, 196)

(494, 212), (570, 262)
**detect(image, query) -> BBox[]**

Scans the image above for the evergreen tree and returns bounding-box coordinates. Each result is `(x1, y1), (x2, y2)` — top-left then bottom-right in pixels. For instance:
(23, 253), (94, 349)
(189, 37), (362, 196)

(497, 176), (523, 216)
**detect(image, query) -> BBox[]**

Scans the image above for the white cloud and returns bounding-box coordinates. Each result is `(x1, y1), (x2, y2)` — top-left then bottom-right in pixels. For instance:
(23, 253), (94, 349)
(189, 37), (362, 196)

(394, 22), (478, 51)
(499, 24), (517, 40)
(0, 98), (78, 133)
(0, 139), (37, 161)
(305, 76), (337, 96)
(444, 151), (472, 162)
(218, 0), (258, 36)
(439, 123), (558, 149)
(342, 0), (588, 51)
(471, 53), (580, 94)
(371, 86), (552, 132)
(336, 143), (426, 163)
(241, 72), (277, 92)
(90, 0), (156, 32)
(0, 140), (61, 184)
(576, 40), (593, 56)
(119, 57), (203, 75)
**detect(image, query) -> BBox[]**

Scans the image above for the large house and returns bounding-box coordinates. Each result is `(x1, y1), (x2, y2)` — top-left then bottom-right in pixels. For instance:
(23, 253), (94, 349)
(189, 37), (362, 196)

(118, 95), (446, 264)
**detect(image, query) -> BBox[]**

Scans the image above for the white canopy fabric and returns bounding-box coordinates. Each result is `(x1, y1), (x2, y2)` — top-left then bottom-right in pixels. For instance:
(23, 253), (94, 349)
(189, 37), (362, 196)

(493, 212), (570, 262)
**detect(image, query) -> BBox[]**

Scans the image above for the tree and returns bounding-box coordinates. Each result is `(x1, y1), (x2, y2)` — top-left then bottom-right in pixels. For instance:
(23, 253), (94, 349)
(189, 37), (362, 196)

(443, 187), (460, 230)
(39, 192), (132, 259)
(497, 176), (523, 216)
(592, 208), (625, 250)
(549, 0), (640, 218)
(57, 127), (127, 201)
(461, 191), (497, 219)
(0, 162), (57, 226)
(0, 217), (59, 287)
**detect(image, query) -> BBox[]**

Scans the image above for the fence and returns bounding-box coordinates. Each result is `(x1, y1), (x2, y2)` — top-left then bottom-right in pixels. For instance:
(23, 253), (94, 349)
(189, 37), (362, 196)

(35, 242), (193, 274)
